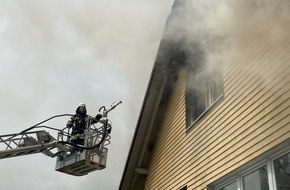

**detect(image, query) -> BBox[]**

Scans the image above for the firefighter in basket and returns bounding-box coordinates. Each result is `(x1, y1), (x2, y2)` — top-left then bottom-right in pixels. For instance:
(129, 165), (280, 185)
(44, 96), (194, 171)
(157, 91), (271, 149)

(66, 103), (102, 146)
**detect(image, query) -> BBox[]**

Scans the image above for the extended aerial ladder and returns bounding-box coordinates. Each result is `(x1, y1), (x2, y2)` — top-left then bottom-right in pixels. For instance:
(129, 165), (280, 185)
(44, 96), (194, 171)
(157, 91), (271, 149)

(0, 101), (121, 176)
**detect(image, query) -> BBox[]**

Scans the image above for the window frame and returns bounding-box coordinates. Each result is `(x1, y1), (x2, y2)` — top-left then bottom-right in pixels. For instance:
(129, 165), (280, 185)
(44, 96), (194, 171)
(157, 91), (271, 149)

(215, 178), (237, 190)
(240, 163), (269, 190)
(271, 148), (290, 190)
(186, 65), (224, 130)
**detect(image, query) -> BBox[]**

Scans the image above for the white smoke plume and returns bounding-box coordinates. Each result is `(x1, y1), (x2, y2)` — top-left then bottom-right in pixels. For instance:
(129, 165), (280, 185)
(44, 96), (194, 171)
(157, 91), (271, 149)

(164, 0), (290, 74)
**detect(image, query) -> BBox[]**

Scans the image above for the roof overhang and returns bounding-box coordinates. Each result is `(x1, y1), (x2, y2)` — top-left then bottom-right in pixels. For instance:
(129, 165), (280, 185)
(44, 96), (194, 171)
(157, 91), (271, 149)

(119, 1), (189, 188)
(119, 36), (180, 189)
(118, 64), (167, 190)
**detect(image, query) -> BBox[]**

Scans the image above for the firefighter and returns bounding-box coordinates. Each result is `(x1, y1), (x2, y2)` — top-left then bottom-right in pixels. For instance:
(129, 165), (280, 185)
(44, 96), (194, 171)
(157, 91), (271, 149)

(67, 103), (88, 146)
(67, 103), (103, 146)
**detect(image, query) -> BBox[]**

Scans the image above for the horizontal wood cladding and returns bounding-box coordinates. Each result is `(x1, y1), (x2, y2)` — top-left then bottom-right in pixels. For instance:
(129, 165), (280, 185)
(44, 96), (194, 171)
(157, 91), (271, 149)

(145, 32), (290, 190)
(146, 69), (186, 188)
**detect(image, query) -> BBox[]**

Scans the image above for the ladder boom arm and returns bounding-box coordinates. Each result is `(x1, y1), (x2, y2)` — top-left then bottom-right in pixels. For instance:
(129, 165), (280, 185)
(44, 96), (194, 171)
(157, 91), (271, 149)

(0, 130), (64, 159)
(0, 141), (57, 159)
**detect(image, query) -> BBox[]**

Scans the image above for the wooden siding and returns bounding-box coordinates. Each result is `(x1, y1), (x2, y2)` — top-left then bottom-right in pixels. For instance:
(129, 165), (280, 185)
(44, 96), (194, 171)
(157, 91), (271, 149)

(145, 20), (290, 190)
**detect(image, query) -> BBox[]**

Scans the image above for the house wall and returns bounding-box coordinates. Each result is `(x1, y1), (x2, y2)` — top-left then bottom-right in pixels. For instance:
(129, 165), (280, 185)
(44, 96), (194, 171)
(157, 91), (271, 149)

(145, 20), (290, 190)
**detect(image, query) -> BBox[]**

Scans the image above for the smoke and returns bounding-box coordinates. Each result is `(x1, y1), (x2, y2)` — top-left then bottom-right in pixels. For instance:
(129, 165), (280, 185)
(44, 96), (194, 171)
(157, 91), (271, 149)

(0, 0), (173, 128)
(0, 0), (288, 189)
(164, 0), (290, 77)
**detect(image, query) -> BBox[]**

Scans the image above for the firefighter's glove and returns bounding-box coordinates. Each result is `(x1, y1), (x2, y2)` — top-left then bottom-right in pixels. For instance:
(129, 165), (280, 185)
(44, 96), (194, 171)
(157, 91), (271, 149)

(95, 114), (102, 120)
(66, 117), (74, 128)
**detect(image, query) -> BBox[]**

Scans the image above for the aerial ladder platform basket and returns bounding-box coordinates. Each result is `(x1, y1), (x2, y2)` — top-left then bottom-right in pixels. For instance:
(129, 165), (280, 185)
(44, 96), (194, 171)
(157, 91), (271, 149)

(55, 116), (111, 176)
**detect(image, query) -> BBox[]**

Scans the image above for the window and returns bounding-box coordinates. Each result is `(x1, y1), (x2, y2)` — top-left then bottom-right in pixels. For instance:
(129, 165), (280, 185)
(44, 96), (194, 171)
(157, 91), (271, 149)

(242, 165), (269, 190)
(186, 66), (223, 129)
(273, 152), (290, 190)
(208, 147), (290, 190)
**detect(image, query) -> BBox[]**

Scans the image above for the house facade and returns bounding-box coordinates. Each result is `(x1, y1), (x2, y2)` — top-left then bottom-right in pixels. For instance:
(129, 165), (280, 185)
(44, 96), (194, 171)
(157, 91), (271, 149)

(120, 1), (290, 190)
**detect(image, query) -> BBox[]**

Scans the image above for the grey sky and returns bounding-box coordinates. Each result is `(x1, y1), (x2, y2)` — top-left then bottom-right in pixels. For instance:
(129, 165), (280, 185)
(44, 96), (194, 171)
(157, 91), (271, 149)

(0, 1), (174, 189)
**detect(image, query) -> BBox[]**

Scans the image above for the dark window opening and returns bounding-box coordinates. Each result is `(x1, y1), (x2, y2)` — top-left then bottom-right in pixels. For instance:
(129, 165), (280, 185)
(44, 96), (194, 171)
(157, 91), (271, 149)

(186, 65), (224, 129)
(179, 185), (187, 190)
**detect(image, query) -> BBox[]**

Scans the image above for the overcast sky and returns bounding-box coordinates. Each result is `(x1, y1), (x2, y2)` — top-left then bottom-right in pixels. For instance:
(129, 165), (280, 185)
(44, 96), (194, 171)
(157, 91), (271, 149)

(0, 1), (174, 189)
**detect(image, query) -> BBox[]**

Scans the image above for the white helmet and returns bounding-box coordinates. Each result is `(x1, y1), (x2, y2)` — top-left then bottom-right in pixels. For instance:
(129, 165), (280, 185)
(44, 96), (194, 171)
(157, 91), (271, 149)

(79, 103), (86, 108)
(76, 103), (87, 115)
